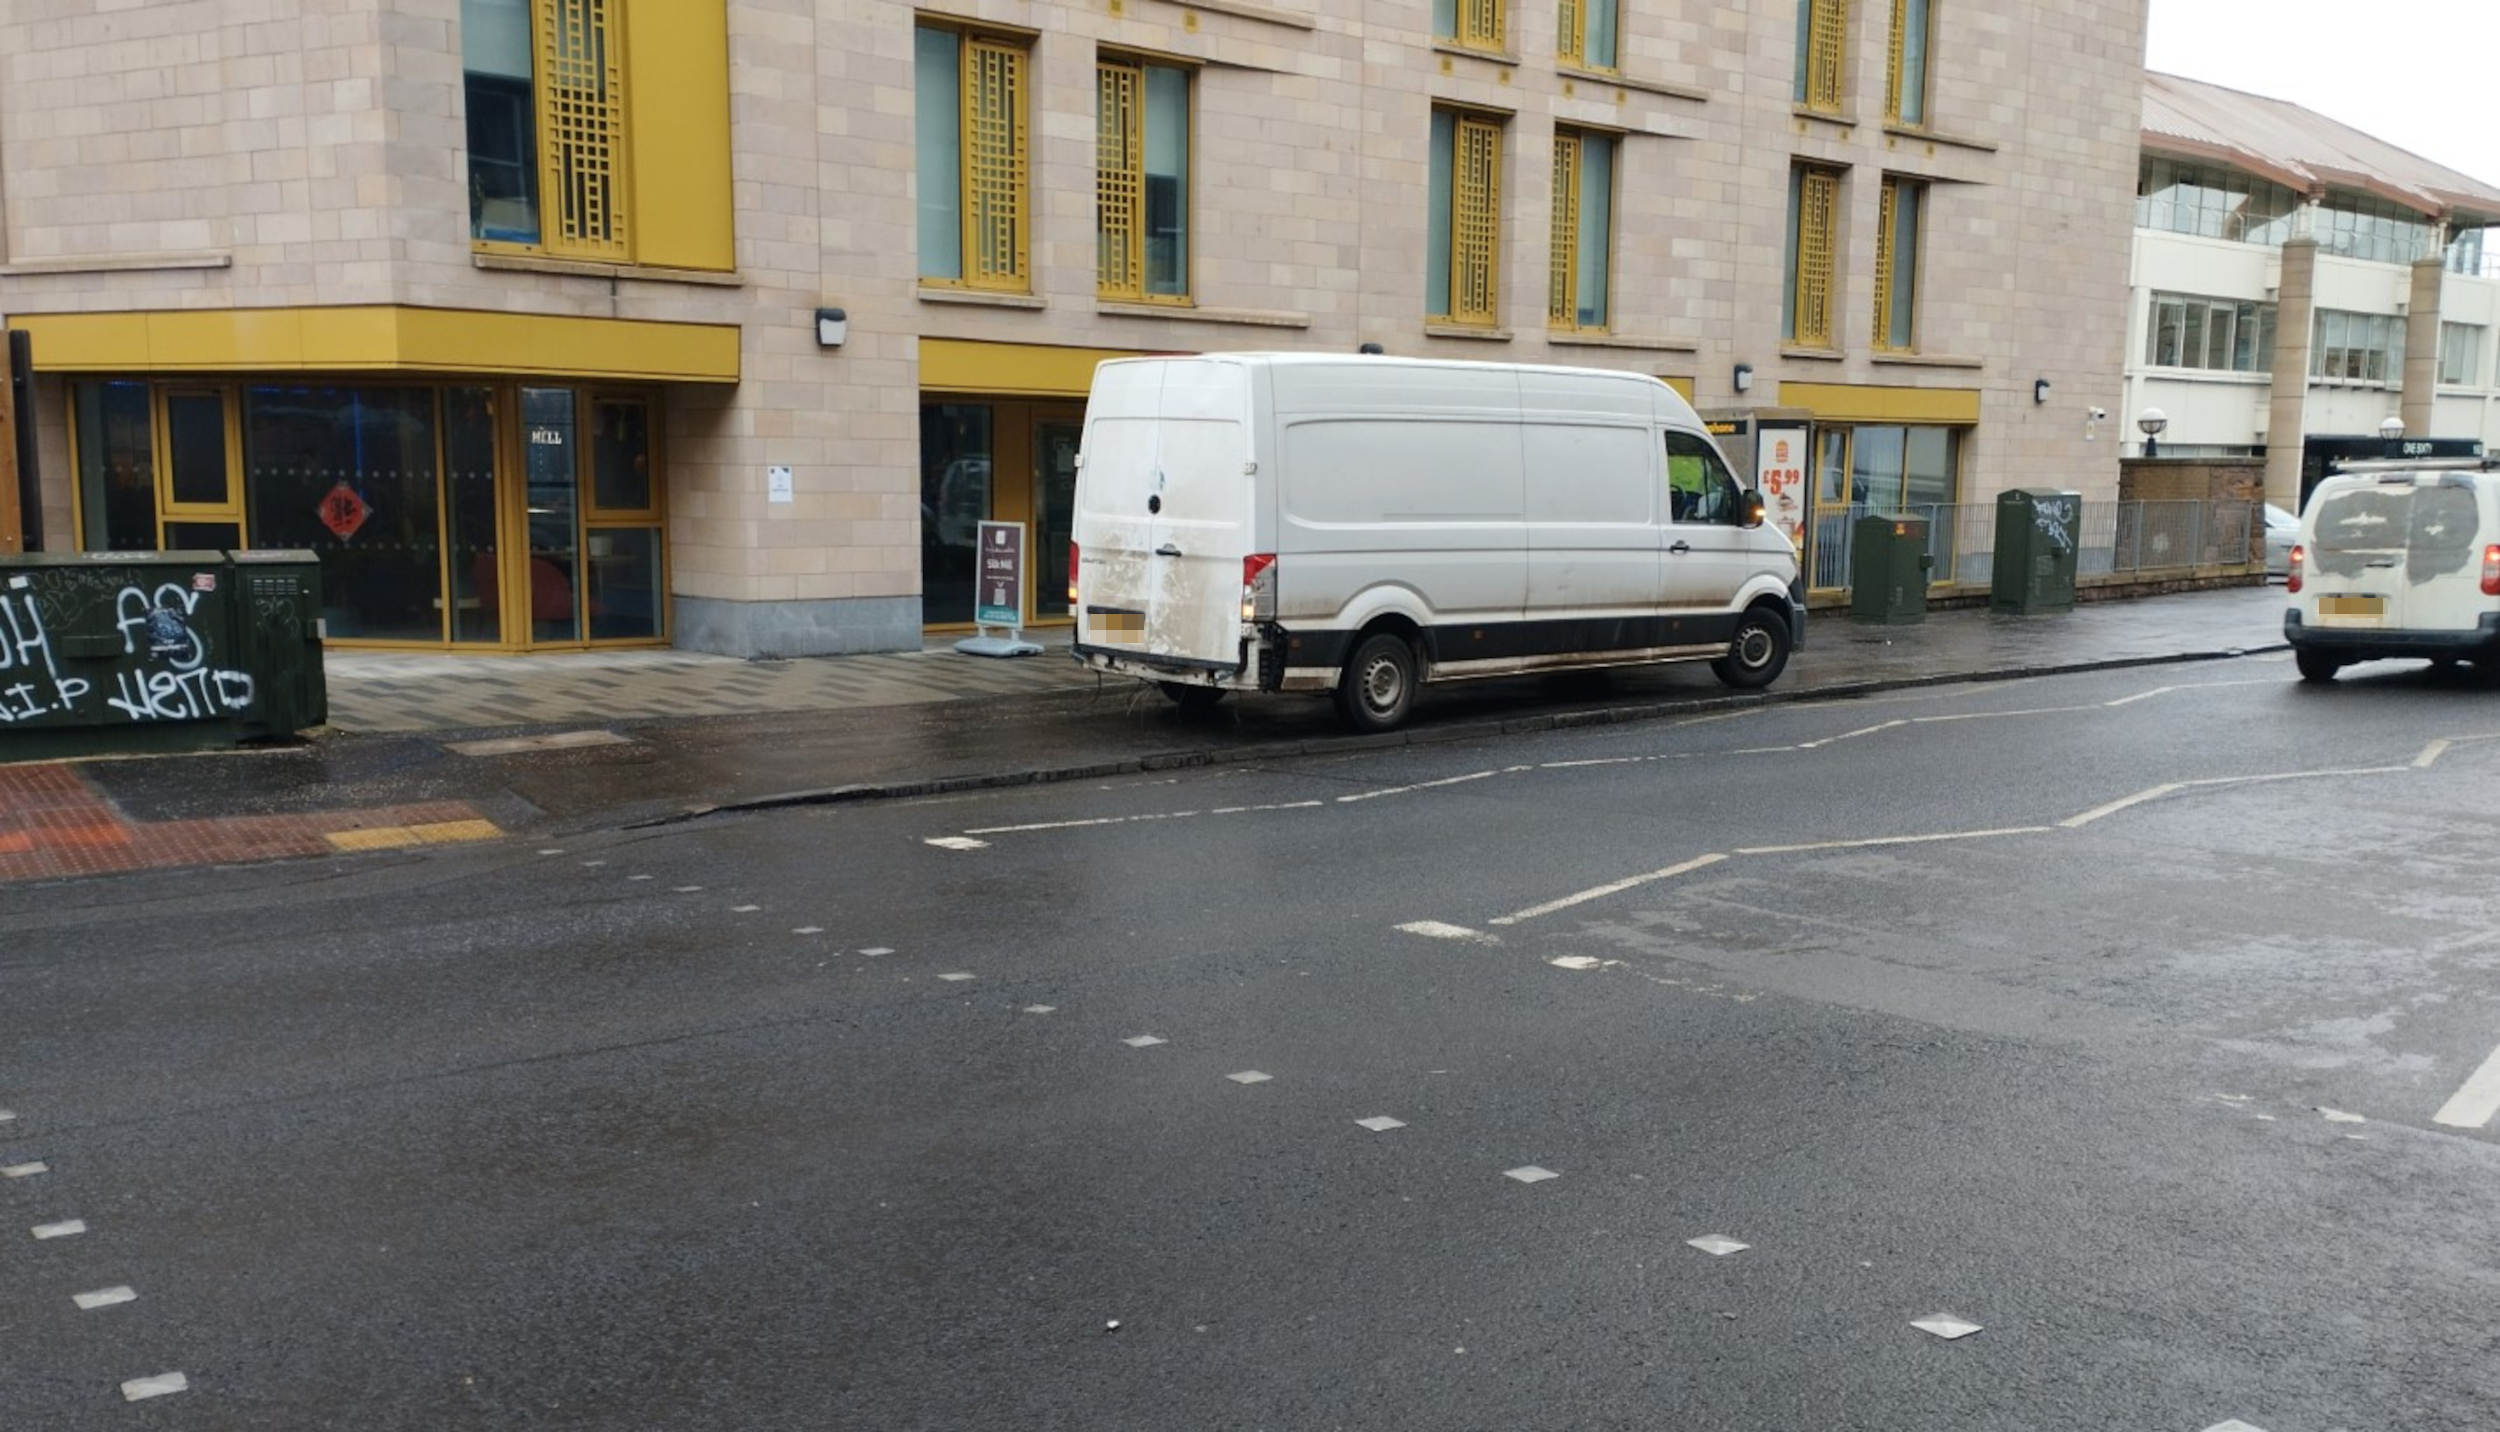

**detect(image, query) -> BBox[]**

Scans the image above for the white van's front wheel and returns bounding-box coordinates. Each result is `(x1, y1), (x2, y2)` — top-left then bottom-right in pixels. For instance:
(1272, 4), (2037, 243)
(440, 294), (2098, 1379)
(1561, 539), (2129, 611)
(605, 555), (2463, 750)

(1712, 608), (1792, 690)
(1336, 633), (1418, 732)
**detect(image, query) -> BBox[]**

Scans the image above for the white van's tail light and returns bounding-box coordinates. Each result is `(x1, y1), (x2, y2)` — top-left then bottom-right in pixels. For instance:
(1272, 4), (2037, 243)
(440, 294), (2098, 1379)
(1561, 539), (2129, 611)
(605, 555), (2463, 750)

(2483, 544), (2500, 597)
(2286, 544), (2305, 594)
(1242, 553), (1277, 621)
(1068, 541), (1081, 604)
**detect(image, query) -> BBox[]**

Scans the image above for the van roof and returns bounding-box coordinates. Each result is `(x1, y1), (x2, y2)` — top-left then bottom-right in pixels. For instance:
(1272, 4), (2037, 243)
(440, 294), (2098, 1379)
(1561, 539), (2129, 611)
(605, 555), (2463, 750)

(1097, 350), (1684, 389)
(2326, 457), (2500, 476)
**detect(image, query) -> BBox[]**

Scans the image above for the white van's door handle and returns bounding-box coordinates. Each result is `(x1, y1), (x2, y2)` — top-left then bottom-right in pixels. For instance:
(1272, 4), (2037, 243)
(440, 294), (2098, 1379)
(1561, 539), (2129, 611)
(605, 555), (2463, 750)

(1667, 540), (1692, 555)
(1155, 543), (1184, 557)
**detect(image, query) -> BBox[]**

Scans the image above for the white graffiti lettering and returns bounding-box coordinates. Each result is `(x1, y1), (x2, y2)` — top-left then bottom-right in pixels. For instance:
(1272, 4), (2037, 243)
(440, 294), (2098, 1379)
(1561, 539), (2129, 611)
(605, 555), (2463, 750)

(0, 591), (92, 721)
(105, 665), (254, 722)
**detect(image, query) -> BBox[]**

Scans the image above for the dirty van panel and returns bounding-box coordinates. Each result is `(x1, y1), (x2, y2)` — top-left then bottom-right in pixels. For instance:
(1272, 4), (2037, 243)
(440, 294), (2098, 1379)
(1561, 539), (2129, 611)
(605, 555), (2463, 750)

(1075, 359), (1253, 670)
(2307, 484), (2411, 631)
(2406, 481), (2480, 586)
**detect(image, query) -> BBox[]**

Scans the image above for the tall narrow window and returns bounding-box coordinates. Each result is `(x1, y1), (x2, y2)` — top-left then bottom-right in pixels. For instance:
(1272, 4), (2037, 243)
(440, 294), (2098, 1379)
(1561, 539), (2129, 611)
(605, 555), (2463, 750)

(1097, 56), (1191, 300)
(464, 0), (540, 244)
(1548, 130), (1614, 332)
(1886, 0), (1931, 125)
(1429, 110), (1504, 326)
(536, 0), (628, 257)
(2440, 323), (2484, 386)
(917, 25), (1029, 290)
(1794, 0), (1846, 113)
(1873, 175), (1924, 351)
(1785, 165), (1839, 346)
(1433, 0), (1507, 53)
(1558, 0), (1618, 69)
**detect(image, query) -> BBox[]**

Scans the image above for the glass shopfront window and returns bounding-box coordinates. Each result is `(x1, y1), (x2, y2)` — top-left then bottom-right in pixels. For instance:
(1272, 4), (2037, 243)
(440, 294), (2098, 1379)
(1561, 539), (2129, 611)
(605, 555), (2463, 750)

(70, 377), (666, 650)
(921, 404), (994, 626)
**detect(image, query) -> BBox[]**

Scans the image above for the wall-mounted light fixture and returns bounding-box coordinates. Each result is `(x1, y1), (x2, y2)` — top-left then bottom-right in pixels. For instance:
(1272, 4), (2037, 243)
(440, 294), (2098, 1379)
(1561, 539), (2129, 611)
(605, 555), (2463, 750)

(2136, 406), (2168, 458)
(1733, 363), (1754, 394)
(2033, 378), (2052, 405)
(1358, 342), (1386, 355)
(815, 307), (848, 348)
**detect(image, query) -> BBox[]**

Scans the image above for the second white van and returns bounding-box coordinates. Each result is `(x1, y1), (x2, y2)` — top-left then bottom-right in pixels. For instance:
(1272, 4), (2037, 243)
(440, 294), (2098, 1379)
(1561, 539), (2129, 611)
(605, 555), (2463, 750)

(1069, 352), (1805, 731)
(2285, 456), (2500, 681)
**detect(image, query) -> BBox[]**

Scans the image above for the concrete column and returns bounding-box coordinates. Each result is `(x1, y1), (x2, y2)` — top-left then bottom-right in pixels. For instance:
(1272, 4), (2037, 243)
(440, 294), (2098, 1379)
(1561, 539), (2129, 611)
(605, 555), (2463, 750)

(2265, 236), (2318, 511)
(2402, 255), (2445, 438)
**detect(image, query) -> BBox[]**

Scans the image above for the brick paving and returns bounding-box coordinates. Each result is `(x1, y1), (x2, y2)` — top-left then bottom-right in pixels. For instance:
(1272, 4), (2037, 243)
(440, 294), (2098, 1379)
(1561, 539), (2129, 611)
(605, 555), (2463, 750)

(0, 761), (494, 883)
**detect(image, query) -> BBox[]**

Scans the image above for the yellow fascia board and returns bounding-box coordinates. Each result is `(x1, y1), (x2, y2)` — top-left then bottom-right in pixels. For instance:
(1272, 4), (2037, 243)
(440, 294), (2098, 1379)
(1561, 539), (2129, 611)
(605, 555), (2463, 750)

(921, 338), (1164, 398)
(17, 306), (741, 384)
(1777, 381), (1980, 425)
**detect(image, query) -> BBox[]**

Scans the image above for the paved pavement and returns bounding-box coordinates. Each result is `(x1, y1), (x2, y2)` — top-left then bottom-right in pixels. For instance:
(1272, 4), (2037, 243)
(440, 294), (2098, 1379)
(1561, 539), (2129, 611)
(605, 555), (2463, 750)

(0, 583), (2292, 882)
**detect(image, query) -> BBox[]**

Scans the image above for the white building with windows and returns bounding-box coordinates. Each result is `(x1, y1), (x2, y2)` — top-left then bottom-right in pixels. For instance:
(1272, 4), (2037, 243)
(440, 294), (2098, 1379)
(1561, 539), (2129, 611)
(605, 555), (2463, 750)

(2125, 73), (2500, 510)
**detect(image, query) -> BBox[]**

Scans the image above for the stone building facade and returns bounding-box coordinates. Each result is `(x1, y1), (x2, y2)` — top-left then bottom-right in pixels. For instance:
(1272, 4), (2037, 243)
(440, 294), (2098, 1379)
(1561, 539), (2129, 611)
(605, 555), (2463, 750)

(0, 0), (2149, 654)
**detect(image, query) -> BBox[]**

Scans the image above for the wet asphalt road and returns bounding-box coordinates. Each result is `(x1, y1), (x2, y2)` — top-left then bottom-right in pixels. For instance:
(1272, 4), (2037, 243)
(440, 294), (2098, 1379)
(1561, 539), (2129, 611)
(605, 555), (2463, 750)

(6, 652), (2500, 1430)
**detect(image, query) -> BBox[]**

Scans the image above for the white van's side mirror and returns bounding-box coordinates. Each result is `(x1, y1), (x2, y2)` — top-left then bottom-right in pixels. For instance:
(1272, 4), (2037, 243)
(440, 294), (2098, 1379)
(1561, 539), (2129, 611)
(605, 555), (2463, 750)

(1742, 491), (1767, 528)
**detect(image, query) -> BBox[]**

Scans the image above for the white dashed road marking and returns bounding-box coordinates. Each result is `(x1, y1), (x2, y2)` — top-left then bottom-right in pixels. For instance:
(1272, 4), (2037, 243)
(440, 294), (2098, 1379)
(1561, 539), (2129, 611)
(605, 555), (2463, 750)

(31, 1219), (86, 1240)
(1022, 1005), (1056, 1015)
(120, 1373), (188, 1402)
(1735, 826), (2049, 856)
(2432, 1044), (2500, 1129)
(2201, 1422), (2269, 1432)
(938, 972), (975, 982)
(1355, 1116), (1405, 1132)
(1490, 853), (1727, 926)
(1337, 770), (1498, 803)
(1123, 1036), (1167, 1048)
(1, 1161), (47, 1178)
(1226, 1071), (1273, 1085)
(1396, 920), (1492, 942)
(1687, 1236), (1750, 1256)
(1503, 1166), (1559, 1184)
(1910, 1314), (1982, 1340)
(925, 837), (990, 851)
(1548, 956), (1604, 970)
(75, 1287), (137, 1311)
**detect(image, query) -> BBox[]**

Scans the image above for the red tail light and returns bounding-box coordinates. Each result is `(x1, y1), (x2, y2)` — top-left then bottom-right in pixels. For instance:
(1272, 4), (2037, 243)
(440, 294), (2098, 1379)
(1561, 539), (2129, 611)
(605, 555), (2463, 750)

(2286, 544), (2304, 594)
(1068, 541), (1080, 605)
(1242, 553), (1277, 621)
(2483, 544), (2500, 597)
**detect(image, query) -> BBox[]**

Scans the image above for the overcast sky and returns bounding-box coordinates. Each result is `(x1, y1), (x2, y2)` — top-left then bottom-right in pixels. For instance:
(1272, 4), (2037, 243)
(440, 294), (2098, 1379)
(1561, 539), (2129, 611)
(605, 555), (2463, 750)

(2144, 0), (2500, 184)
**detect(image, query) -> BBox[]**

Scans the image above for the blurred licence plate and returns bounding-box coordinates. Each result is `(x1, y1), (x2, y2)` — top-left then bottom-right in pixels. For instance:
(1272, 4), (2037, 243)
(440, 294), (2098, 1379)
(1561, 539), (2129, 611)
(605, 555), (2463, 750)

(1088, 607), (1145, 644)
(2317, 595), (2383, 618)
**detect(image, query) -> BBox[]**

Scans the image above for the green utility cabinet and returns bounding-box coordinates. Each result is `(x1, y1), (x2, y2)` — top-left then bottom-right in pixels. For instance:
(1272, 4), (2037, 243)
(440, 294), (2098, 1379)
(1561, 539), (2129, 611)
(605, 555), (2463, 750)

(1850, 512), (1932, 625)
(1991, 488), (2082, 614)
(0, 548), (325, 759)
(228, 550), (328, 738)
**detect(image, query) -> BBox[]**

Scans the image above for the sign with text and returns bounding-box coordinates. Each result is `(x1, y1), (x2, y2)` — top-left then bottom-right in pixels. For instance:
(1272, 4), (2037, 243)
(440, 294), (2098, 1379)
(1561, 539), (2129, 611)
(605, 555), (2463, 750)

(1755, 425), (1808, 555)
(974, 521), (1025, 628)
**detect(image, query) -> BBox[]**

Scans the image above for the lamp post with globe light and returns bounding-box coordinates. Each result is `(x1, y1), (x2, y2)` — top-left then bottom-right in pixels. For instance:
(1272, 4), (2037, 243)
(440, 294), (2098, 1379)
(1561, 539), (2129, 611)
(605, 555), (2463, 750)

(2379, 415), (2405, 458)
(2136, 407), (2168, 459)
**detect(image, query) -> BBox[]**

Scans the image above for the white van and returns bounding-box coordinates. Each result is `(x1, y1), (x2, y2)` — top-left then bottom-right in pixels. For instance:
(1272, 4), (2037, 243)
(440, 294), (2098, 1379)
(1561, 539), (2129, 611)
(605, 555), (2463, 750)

(1069, 352), (1805, 731)
(2285, 456), (2500, 681)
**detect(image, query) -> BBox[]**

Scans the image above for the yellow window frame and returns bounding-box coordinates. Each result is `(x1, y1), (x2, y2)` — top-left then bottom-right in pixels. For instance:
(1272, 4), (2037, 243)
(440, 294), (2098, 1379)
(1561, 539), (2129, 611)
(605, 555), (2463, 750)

(1791, 167), (1838, 348)
(1097, 61), (1145, 299)
(957, 34), (1030, 292)
(1884, 0), (1929, 125)
(152, 386), (245, 547)
(1449, 113), (1504, 326)
(535, 0), (631, 261)
(1799, 0), (1846, 114)
(1452, 0), (1506, 53)
(1873, 175), (1921, 352)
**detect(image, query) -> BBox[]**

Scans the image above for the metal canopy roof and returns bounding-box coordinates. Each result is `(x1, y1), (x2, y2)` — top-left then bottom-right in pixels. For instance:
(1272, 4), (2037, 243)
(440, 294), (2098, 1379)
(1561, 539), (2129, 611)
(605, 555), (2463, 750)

(2144, 72), (2500, 228)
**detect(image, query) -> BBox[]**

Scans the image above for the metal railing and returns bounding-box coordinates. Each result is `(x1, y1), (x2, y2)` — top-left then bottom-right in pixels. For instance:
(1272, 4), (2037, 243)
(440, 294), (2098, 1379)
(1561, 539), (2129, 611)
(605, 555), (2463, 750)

(1808, 498), (2263, 592)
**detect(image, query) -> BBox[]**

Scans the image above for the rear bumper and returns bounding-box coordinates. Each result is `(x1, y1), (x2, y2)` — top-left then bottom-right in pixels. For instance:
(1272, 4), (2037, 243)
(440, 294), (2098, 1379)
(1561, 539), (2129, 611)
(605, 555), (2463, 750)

(2284, 610), (2500, 659)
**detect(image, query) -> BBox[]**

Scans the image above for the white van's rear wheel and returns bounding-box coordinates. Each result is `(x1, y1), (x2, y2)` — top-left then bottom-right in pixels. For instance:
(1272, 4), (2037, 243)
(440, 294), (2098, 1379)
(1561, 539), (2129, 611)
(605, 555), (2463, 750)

(1712, 607), (1791, 690)
(2294, 651), (2341, 683)
(1335, 633), (1417, 732)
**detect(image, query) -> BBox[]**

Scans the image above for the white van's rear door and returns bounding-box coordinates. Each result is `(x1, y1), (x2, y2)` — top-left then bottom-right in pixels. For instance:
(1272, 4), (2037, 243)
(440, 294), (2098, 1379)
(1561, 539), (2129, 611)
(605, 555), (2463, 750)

(1077, 360), (1255, 670)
